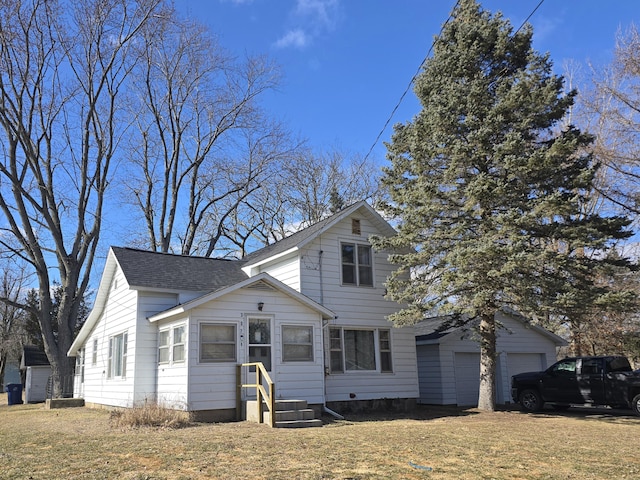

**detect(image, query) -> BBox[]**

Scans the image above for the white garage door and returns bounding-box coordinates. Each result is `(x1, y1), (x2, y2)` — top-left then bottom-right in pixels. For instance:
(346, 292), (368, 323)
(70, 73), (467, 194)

(507, 353), (544, 379)
(454, 352), (480, 406)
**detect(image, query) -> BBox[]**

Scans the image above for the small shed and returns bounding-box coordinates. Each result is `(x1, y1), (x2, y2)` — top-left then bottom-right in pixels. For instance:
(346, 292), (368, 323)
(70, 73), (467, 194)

(415, 310), (567, 406)
(20, 346), (52, 403)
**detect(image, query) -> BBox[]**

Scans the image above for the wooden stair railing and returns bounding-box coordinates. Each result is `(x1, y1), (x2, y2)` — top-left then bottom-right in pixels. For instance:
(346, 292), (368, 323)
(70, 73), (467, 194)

(236, 362), (276, 427)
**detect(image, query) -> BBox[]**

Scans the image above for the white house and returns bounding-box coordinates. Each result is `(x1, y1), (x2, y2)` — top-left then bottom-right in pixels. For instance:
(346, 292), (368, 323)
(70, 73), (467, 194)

(68, 201), (420, 421)
(415, 309), (567, 406)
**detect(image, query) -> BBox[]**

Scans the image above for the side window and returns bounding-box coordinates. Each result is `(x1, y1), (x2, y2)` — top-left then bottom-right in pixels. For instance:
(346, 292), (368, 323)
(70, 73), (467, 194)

(92, 338), (98, 366)
(158, 330), (170, 364)
(580, 358), (602, 375)
(282, 325), (314, 362)
(341, 243), (373, 287)
(329, 328), (392, 373)
(551, 359), (576, 376)
(108, 331), (128, 379)
(172, 325), (186, 363)
(329, 327), (344, 373)
(200, 324), (236, 363)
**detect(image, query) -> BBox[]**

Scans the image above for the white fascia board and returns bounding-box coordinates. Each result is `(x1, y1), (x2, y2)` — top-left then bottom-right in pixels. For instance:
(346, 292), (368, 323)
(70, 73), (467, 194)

(241, 247), (299, 275)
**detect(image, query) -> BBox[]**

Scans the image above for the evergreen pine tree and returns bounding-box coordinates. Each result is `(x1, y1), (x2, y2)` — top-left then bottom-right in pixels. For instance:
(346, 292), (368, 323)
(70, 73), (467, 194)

(372, 0), (633, 410)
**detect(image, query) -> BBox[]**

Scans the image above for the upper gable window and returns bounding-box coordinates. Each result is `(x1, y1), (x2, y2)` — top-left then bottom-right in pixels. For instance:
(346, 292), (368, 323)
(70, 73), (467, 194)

(341, 243), (373, 287)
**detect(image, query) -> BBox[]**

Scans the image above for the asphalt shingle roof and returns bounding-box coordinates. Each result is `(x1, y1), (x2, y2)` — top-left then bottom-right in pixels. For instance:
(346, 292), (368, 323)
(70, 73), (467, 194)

(111, 247), (249, 292)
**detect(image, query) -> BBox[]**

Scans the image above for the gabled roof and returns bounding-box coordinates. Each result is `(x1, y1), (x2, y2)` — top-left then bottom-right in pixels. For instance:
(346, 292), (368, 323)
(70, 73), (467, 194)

(21, 345), (50, 369)
(242, 201), (397, 270)
(111, 247), (248, 292)
(147, 272), (335, 322)
(414, 309), (567, 346)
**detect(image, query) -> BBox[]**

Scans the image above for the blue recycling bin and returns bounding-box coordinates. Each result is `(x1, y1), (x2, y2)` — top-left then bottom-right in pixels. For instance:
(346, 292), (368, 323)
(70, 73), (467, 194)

(5, 383), (23, 405)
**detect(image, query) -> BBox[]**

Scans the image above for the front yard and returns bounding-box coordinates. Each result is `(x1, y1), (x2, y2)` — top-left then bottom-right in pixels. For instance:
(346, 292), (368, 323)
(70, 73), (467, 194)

(1, 397), (638, 479)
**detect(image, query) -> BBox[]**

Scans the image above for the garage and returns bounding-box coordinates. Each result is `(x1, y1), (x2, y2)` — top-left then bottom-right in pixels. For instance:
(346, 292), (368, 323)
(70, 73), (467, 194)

(415, 310), (566, 407)
(454, 352), (480, 406)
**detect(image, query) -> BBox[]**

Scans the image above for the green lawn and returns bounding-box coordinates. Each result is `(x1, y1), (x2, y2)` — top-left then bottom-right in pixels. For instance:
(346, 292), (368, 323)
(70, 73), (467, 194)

(1, 398), (638, 479)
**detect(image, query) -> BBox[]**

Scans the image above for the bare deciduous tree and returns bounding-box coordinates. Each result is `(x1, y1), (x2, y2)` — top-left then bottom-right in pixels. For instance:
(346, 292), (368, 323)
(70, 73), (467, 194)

(125, 14), (298, 256)
(581, 24), (640, 222)
(0, 0), (165, 396)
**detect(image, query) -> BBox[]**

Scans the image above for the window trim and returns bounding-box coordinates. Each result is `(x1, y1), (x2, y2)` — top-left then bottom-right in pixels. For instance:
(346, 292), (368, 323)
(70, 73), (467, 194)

(172, 325), (186, 363)
(328, 327), (393, 374)
(158, 329), (170, 364)
(107, 331), (128, 379)
(92, 338), (98, 366)
(281, 324), (314, 363)
(340, 242), (374, 287)
(199, 322), (237, 364)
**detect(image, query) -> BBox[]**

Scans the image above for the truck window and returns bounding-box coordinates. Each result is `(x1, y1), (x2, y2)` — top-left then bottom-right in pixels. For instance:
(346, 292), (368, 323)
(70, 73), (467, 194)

(580, 358), (602, 375)
(551, 359), (576, 375)
(607, 357), (632, 373)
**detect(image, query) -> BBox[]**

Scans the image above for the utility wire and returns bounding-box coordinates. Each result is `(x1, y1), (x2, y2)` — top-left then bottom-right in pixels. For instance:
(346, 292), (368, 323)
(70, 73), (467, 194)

(364, 0), (546, 162)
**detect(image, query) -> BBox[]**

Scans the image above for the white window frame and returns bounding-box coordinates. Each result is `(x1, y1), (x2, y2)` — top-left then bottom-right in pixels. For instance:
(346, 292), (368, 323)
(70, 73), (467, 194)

(172, 325), (186, 363)
(328, 327), (393, 374)
(92, 338), (98, 366)
(340, 242), (374, 287)
(108, 331), (128, 379)
(158, 329), (170, 364)
(199, 323), (237, 363)
(281, 325), (314, 362)
(159, 324), (186, 365)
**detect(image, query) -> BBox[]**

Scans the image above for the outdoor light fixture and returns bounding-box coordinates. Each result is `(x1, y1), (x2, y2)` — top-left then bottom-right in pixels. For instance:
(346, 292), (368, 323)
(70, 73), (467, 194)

(258, 302), (264, 311)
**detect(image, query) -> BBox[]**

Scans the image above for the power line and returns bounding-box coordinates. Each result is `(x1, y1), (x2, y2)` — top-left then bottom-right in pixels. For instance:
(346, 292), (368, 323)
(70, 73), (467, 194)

(363, 0), (461, 163)
(364, 0), (546, 162)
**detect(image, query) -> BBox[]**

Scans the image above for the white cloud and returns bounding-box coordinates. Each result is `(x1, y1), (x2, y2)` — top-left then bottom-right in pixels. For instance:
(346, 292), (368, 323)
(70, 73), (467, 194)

(295, 0), (339, 31)
(273, 0), (341, 50)
(274, 29), (310, 49)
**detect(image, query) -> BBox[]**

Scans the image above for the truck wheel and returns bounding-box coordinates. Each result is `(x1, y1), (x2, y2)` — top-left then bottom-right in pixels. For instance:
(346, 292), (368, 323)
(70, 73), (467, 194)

(519, 389), (543, 412)
(632, 394), (640, 417)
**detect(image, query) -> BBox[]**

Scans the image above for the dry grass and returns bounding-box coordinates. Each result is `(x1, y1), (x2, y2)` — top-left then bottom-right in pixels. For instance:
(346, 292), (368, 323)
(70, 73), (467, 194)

(1, 395), (639, 480)
(109, 402), (191, 430)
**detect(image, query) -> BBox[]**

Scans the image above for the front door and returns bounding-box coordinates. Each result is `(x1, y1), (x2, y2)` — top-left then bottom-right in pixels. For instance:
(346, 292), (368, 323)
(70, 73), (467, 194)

(247, 316), (272, 371)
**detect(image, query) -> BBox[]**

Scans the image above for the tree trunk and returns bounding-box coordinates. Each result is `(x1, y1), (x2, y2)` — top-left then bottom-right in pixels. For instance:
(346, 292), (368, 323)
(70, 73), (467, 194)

(477, 313), (497, 411)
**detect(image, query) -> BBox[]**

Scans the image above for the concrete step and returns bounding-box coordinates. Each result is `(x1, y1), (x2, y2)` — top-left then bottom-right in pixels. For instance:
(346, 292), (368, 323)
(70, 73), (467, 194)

(264, 408), (316, 423)
(275, 418), (323, 428)
(274, 399), (308, 411)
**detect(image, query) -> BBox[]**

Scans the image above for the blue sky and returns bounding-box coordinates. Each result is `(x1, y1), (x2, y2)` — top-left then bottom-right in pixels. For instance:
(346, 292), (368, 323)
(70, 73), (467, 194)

(178, 0), (639, 164)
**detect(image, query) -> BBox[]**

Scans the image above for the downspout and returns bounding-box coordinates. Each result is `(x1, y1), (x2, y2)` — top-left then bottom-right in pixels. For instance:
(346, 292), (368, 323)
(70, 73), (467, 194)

(318, 248), (344, 419)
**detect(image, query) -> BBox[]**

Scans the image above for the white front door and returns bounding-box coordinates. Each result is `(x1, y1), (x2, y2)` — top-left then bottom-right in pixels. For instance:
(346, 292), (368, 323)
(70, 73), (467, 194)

(246, 316), (273, 372)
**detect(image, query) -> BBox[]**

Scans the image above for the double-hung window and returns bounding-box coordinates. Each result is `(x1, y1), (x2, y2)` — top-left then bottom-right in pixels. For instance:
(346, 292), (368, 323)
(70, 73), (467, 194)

(282, 325), (314, 362)
(200, 324), (236, 363)
(341, 243), (373, 286)
(329, 327), (392, 373)
(159, 325), (186, 364)
(108, 331), (127, 379)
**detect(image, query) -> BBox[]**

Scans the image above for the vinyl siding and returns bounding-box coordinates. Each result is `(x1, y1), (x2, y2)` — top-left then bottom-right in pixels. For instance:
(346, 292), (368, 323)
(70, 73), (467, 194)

(299, 212), (419, 402)
(186, 286), (325, 412)
(416, 312), (561, 406)
(79, 268), (138, 407)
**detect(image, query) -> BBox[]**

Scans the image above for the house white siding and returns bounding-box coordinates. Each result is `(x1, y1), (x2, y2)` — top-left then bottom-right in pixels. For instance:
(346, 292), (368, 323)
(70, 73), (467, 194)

(134, 291), (180, 403)
(184, 286), (325, 412)
(78, 268), (137, 407)
(298, 212), (419, 403)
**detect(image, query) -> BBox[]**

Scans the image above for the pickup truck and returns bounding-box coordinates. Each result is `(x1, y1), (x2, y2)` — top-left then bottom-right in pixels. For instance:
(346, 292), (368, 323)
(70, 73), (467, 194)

(511, 356), (640, 416)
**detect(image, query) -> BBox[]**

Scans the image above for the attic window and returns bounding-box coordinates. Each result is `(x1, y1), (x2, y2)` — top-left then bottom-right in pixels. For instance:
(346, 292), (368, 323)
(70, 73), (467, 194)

(352, 219), (361, 235)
